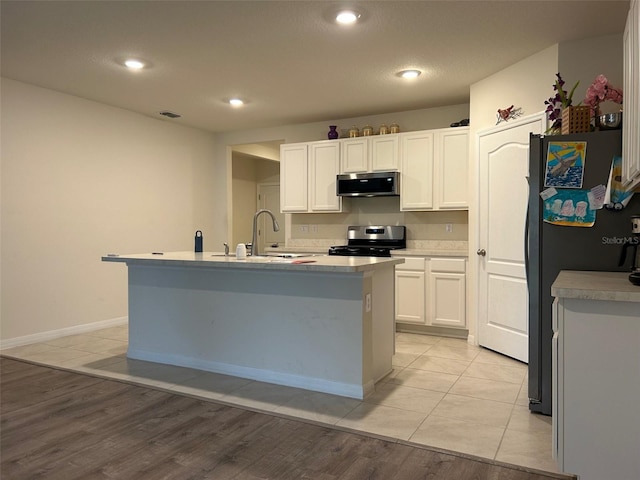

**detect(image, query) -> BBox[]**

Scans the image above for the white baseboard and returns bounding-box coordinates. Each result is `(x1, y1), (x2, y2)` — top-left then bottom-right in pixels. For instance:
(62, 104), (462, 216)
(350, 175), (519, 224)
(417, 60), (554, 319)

(0, 317), (128, 350)
(128, 347), (368, 400)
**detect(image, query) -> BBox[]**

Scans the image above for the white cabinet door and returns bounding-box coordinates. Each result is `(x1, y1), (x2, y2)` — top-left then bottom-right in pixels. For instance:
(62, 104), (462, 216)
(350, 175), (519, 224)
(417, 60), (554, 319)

(401, 131), (434, 210)
(401, 128), (468, 211)
(341, 135), (399, 173)
(428, 257), (466, 328)
(622, 0), (640, 188)
(371, 135), (399, 171)
(435, 127), (469, 209)
(309, 141), (341, 212)
(395, 270), (426, 324)
(280, 143), (308, 212)
(341, 138), (368, 173)
(429, 272), (466, 328)
(554, 297), (640, 480)
(395, 257), (426, 324)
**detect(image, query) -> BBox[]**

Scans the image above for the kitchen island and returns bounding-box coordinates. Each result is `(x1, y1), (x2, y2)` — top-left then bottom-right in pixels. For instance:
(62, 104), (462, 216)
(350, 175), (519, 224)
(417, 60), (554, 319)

(102, 252), (403, 399)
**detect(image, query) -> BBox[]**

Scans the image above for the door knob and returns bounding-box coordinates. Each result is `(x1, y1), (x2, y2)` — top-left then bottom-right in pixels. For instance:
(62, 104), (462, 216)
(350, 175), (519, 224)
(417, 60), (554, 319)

(477, 249), (486, 256)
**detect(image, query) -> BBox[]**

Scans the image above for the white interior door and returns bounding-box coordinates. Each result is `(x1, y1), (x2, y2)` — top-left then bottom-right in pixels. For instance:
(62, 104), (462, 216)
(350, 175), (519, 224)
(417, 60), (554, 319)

(257, 183), (285, 252)
(477, 113), (546, 362)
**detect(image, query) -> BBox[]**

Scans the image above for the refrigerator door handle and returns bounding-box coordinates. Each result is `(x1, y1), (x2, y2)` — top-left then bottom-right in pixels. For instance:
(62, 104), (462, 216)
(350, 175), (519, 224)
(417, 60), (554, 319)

(524, 178), (530, 284)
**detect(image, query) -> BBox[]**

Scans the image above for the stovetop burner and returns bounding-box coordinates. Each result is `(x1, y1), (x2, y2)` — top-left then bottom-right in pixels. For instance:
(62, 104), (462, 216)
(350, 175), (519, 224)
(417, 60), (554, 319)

(328, 225), (406, 257)
(328, 245), (393, 257)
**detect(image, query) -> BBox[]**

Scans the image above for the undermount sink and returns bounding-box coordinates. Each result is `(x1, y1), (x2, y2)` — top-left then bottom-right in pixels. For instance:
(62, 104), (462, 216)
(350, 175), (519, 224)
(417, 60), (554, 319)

(209, 252), (313, 260)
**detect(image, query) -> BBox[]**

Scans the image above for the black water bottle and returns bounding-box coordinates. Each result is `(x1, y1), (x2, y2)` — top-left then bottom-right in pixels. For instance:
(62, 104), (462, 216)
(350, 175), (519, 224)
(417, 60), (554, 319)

(194, 230), (203, 252)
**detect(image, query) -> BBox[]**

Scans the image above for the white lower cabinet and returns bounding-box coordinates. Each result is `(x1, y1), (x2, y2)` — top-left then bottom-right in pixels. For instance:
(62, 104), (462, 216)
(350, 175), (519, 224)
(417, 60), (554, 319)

(395, 257), (425, 324)
(553, 296), (640, 480)
(395, 256), (466, 328)
(428, 257), (466, 328)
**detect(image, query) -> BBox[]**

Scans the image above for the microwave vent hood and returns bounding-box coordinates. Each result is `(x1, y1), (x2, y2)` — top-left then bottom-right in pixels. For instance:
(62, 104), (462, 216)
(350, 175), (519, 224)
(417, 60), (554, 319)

(336, 171), (399, 197)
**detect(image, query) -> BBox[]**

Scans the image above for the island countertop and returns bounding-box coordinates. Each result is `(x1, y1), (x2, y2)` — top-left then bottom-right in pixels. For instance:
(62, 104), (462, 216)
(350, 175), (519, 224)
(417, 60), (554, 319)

(102, 251), (404, 273)
(551, 270), (640, 303)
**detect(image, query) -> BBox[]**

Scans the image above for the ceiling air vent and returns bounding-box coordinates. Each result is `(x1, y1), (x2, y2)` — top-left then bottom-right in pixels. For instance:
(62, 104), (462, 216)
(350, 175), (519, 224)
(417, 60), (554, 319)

(159, 111), (181, 119)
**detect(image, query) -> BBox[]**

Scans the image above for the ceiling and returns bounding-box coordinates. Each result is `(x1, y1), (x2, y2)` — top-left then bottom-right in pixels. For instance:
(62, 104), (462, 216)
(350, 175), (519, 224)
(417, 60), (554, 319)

(0, 0), (630, 134)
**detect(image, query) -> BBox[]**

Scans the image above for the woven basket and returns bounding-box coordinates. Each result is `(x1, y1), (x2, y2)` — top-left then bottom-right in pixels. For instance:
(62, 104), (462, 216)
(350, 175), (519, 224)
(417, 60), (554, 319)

(561, 106), (591, 134)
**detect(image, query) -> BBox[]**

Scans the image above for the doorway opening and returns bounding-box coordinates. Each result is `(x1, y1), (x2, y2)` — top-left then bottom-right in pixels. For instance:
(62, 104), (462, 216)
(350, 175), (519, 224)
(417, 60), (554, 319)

(230, 141), (285, 250)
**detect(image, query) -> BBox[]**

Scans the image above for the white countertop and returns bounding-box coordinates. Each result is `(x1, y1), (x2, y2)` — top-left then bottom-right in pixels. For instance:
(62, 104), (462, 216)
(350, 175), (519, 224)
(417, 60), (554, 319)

(551, 270), (640, 303)
(102, 251), (404, 273)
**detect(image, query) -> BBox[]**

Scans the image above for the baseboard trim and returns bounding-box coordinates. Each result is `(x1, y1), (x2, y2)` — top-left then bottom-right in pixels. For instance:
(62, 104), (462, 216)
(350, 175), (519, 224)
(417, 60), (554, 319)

(0, 317), (128, 350)
(396, 322), (468, 339)
(128, 347), (369, 400)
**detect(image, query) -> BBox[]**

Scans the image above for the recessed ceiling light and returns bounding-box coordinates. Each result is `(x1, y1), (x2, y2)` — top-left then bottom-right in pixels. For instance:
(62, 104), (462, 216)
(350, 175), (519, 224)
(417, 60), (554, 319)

(229, 98), (244, 107)
(124, 59), (145, 70)
(336, 10), (360, 24)
(397, 69), (422, 79)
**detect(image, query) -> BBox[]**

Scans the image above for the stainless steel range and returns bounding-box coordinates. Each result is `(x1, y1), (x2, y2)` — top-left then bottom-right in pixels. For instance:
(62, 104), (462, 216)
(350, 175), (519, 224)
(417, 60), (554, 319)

(328, 225), (406, 257)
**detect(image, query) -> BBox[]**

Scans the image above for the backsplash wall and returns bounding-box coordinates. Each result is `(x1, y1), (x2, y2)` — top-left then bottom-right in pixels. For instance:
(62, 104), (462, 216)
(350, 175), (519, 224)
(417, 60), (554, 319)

(290, 197), (468, 243)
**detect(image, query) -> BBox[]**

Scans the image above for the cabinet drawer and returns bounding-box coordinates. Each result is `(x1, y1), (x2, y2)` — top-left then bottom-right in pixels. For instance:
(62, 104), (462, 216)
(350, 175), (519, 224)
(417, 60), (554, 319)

(395, 257), (425, 271)
(430, 257), (465, 273)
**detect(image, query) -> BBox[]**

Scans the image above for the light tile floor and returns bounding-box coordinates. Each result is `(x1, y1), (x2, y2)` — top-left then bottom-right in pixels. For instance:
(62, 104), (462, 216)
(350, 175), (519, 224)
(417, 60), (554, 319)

(1, 326), (558, 473)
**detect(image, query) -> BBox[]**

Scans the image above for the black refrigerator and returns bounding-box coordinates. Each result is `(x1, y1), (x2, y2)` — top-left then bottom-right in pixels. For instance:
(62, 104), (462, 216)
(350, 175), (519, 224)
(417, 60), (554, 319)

(527, 129), (640, 416)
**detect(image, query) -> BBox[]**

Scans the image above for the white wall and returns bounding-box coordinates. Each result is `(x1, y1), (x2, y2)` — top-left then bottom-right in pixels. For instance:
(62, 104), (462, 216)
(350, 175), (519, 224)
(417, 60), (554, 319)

(559, 33), (623, 114)
(0, 78), (217, 344)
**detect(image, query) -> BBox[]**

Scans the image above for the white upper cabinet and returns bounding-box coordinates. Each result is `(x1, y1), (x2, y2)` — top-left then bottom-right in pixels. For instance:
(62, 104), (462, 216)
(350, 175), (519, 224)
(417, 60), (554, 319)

(340, 135), (399, 173)
(435, 127), (469, 209)
(341, 137), (369, 173)
(280, 140), (343, 213)
(622, 0), (640, 189)
(282, 126), (468, 213)
(401, 127), (469, 211)
(309, 141), (342, 212)
(400, 130), (435, 210)
(371, 135), (400, 171)
(280, 143), (308, 212)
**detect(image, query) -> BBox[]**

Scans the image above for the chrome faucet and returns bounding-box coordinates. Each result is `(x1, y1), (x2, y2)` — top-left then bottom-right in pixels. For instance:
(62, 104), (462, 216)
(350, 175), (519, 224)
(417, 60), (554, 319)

(251, 209), (280, 256)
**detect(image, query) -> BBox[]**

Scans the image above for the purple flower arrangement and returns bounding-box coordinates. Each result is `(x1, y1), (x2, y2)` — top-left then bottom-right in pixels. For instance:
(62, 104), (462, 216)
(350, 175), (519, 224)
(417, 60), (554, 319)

(544, 73), (580, 132)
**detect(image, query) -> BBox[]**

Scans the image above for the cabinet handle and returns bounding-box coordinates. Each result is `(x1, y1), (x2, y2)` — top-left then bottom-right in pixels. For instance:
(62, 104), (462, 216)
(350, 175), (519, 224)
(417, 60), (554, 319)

(477, 249), (486, 256)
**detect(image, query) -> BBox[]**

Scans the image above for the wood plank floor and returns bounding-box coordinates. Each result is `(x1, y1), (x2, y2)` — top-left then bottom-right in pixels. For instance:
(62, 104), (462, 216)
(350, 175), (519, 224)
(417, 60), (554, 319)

(1, 357), (575, 480)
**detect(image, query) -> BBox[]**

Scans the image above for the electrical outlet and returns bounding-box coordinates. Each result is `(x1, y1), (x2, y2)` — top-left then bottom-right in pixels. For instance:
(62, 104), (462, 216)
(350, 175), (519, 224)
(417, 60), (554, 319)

(310, 225), (317, 233)
(365, 293), (371, 312)
(446, 223), (453, 233)
(300, 225), (309, 233)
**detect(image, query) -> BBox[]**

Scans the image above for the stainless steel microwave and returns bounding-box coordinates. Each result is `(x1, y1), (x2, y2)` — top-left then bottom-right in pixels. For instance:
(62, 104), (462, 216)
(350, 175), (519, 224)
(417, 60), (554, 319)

(336, 171), (399, 197)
